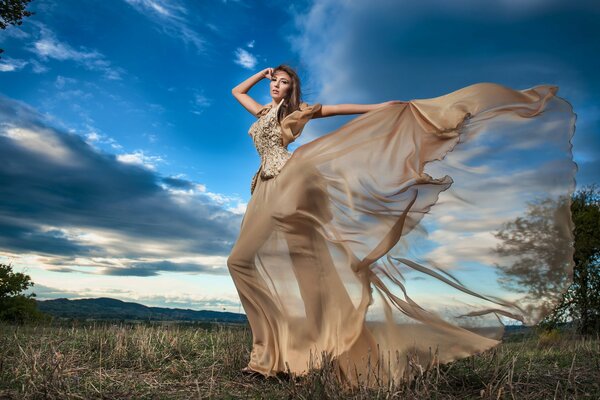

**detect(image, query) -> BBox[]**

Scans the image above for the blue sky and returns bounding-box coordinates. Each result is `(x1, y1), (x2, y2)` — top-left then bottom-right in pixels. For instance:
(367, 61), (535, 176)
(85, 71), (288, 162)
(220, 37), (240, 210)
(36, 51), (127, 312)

(0, 0), (597, 312)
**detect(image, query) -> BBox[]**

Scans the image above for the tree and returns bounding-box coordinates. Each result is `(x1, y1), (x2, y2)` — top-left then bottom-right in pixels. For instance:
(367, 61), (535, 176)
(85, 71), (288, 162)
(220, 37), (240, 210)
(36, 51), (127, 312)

(550, 186), (600, 334)
(494, 186), (600, 334)
(0, 263), (45, 322)
(0, 0), (35, 57)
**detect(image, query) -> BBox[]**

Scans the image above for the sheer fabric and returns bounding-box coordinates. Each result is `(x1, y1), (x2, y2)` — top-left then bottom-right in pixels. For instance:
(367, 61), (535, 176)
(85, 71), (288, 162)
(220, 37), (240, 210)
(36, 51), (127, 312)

(227, 82), (576, 386)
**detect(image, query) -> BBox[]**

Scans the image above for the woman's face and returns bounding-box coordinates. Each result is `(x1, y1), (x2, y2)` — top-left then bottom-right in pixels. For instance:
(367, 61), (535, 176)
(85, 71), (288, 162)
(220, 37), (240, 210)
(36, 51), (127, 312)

(270, 70), (292, 102)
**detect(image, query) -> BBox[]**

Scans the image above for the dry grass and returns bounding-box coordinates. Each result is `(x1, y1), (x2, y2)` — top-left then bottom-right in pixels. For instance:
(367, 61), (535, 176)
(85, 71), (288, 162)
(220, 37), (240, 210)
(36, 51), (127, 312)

(0, 322), (599, 399)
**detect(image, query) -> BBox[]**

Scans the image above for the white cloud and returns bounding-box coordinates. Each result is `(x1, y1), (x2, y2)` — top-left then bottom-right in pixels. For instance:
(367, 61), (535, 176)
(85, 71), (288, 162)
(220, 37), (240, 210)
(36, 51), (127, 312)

(144, 133), (159, 143)
(1, 125), (78, 166)
(206, 23), (219, 33)
(85, 131), (101, 142)
(188, 184), (247, 215)
(193, 93), (211, 107)
(0, 26), (29, 41)
(117, 150), (165, 170)
(0, 57), (28, 72)
(124, 0), (205, 53)
(227, 201), (247, 215)
(149, 103), (166, 113)
(234, 47), (257, 69)
(54, 75), (78, 89)
(247, 39), (255, 48)
(425, 230), (500, 267)
(29, 25), (123, 80)
(190, 92), (212, 115)
(81, 126), (122, 150)
(34, 36), (92, 60)
(28, 58), (48, 73)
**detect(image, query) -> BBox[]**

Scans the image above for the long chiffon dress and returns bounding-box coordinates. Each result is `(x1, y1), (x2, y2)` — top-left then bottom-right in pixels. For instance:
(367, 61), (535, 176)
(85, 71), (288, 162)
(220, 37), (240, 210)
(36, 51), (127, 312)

(226, 82), (576, 387)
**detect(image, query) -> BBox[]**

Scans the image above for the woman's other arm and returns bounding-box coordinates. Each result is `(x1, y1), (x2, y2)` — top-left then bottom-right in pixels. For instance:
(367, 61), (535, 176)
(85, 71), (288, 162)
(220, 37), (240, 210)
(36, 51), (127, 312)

(232, 68), (273, 117)
(312, 101), (405, 119)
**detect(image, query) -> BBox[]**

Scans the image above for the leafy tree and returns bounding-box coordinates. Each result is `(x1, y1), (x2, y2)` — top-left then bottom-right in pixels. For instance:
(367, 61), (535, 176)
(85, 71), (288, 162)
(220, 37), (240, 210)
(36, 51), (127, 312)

(0, 263), (46, 322)
(0, 0), (34, 57)
(494, 186), (600, 334)
(494, 196), (572, 304)
(548, 186), (600, 334)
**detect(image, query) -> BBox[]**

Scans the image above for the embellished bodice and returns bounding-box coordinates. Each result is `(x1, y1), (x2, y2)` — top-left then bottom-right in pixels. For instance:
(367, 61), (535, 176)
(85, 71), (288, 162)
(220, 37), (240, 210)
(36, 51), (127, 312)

(248, 100), (292, 193)
(246, 100), (322, 194)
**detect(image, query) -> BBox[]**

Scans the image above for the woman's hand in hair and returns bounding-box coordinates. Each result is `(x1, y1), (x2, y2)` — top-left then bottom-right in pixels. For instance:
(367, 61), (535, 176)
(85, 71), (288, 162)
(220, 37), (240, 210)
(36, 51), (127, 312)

(262, 67), (274, 80)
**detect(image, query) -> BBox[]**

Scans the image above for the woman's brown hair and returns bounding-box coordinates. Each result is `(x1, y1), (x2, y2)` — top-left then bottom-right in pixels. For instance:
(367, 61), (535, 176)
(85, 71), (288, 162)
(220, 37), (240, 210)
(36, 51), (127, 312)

(273, 64), (302, 123)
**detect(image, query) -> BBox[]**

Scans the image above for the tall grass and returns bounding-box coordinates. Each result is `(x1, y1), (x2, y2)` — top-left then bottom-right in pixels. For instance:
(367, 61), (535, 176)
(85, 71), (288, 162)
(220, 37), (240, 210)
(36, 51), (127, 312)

(0, 322), (598, 399)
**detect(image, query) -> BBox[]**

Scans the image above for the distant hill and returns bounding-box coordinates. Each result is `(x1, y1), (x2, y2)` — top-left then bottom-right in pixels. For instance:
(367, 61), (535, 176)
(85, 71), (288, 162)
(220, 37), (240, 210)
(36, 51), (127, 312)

(36, 297), (247, 323)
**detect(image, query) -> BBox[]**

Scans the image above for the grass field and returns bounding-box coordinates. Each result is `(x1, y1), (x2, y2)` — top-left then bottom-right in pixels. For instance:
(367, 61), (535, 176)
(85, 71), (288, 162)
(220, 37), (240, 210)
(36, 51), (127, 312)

(0, 322), (599, 399)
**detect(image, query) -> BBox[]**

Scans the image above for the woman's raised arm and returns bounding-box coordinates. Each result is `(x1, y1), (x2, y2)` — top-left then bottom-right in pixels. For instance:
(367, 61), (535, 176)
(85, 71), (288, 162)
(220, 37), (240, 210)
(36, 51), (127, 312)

(232, 68), (273, 117)
(313, 101), (405, 119)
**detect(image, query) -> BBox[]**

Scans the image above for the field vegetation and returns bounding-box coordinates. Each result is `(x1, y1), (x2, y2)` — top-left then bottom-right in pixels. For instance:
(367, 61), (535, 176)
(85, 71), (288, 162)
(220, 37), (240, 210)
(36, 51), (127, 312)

(1, 321), (599, 399)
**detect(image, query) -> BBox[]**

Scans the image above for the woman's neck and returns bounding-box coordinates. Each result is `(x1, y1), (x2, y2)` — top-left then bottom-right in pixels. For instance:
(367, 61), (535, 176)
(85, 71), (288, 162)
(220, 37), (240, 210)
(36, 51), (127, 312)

(270, 98), (285, 108)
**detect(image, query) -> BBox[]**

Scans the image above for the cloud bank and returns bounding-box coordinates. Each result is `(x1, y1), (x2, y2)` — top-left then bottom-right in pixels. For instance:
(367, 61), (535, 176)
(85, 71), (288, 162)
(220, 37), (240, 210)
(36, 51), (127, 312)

(0, 95), (243, 277)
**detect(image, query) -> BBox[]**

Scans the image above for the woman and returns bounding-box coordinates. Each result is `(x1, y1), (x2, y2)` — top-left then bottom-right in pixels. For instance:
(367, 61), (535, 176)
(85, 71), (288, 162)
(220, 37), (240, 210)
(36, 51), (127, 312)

(229, 64), (576, 387)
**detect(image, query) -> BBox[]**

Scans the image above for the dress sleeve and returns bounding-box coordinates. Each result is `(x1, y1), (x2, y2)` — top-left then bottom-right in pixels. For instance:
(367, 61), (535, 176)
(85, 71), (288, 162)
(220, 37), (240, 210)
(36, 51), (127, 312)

(256, 104), (273, 118)
(280, 102), (322, 147)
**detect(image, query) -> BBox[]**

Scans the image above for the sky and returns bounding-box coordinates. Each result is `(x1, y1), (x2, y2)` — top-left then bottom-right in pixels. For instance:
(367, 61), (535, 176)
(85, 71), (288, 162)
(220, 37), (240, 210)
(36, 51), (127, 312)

(0, 0), (598, 313)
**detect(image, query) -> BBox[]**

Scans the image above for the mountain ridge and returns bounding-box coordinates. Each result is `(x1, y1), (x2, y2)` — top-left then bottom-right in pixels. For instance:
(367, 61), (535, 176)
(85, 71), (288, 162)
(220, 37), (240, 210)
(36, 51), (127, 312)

(36, 297), (247, 322)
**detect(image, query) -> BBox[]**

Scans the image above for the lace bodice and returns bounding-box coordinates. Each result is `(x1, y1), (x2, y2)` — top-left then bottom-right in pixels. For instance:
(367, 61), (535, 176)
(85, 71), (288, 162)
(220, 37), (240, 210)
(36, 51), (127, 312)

(248, 100), (322, 194)
(248, 100), (292, 193)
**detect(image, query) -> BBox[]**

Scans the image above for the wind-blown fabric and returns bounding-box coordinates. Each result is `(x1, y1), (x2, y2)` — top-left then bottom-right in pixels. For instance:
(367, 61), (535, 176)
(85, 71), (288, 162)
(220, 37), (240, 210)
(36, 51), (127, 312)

(227, 82), (576, 386)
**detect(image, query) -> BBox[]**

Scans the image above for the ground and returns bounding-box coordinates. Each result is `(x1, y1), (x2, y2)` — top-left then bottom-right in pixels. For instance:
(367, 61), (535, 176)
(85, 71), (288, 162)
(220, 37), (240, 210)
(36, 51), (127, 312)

(0, 322), (598, 399)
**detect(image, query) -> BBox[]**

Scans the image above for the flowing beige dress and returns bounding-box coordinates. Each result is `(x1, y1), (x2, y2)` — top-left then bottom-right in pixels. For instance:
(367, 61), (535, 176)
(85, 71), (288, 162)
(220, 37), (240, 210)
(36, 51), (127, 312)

(227, 83), (576, 387)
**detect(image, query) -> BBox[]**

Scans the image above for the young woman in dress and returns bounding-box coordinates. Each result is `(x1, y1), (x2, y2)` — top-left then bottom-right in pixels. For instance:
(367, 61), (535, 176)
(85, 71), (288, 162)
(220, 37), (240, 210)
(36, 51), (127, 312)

(229, 64), (576, 387)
